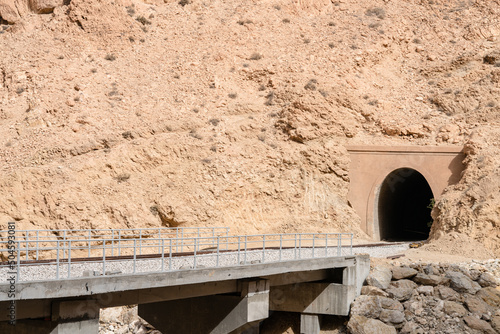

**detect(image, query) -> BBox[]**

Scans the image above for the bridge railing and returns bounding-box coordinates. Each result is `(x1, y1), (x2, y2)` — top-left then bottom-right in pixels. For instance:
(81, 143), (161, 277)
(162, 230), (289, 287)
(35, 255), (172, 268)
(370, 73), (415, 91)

(0, 232), (353, 282)
(0, 226), (230, 260)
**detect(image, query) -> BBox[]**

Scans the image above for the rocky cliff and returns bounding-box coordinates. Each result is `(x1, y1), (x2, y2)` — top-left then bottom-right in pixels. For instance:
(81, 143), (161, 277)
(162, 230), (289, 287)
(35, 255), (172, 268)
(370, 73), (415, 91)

(0, 0), (499, 256)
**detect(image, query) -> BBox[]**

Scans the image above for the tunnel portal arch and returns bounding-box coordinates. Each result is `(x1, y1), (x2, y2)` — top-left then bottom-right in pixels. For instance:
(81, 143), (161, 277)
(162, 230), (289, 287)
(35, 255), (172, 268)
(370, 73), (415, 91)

(347, 146), (465, 241)
(375, 168), (434, 241)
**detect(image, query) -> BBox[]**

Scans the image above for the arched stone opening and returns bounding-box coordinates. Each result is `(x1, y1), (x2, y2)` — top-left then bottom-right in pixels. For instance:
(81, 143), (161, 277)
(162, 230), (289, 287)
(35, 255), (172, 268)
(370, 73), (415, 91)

(376, 168), (434, 241)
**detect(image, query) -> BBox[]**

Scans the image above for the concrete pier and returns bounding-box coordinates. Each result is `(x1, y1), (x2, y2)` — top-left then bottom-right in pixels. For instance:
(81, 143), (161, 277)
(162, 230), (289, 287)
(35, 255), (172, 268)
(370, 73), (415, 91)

(139, 280), (269, 334)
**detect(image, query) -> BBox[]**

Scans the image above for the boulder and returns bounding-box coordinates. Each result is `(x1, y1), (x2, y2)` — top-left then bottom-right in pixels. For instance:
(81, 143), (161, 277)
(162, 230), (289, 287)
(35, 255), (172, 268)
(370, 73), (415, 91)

(423, 264), (441, 275)
(478, 272), (499, 288)
(391, 279), (418, 290)
(391, 266), (418, 280)
(361, 286), (389, 297)
(416, 285), (434, 296)
(445, 271), (481, 294)
(400, 321), (423, 334)
(350, 295), (403, 319)
(28, 0), (65, 14)
(465, 295), (493, 316)
(463, 315), (496, 334)
(100, 307), (125, 324)
(386, 287), (413, 301)
(476, 287), (500, 308)
(379, 297), (404, 312)
(435, 285), (461, 301)
(0, 0), (64, 23)
(379, 309), (405, 325)
(366, 267), (392, 290)
(100, 306), (138, 325)
(347, 315), (397, 334)
(413, 273), (448, 286)
(491, 314), (500, 332)
(443, 301), (467, 317)
(0, 0), (27, 23)
(350, 295), (383, 318)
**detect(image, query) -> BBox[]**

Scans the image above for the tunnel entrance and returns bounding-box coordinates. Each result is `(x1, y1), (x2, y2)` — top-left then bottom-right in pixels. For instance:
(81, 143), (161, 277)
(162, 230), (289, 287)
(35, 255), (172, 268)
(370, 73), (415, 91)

(377, 168), (433, 241)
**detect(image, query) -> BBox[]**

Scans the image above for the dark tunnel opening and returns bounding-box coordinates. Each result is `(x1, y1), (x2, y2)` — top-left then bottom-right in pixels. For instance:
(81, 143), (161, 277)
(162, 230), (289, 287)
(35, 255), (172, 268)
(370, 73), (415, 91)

(378, 168), (433, 241)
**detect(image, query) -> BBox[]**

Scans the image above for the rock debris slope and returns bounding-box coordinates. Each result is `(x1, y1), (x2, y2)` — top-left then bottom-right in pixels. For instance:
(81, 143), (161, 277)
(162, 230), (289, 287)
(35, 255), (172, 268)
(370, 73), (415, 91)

(0, 0), (499, 256)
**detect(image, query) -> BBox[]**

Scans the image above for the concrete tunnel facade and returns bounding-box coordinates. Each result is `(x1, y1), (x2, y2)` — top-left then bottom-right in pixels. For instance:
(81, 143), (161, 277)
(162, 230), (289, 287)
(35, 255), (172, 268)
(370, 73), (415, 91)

(347, 146), (465, 241)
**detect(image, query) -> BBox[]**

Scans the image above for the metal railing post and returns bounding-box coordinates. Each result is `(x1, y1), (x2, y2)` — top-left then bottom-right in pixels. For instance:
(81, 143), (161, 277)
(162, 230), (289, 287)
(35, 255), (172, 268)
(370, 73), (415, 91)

(312, 234), (315, 258)
(118, 230), (121, 256)
(325, 234), (328, 257)
(63, 230), (67, 259)
(161, 239), (165, 272)
(237, 236), (241, 265)
(88, 230), (91, 258)
(181, 228), (184, 253)
(36, 230), (39, 260)
(299, 234), (302, 259)
(262, 235), (266, 263)
(111, 229), (114, 257)
(25, 232), (29, 261)
(193, 238), (197, 269)
(176, 228), (179, 253)
(294, 234), (297, 259)
(216, 236), (220, 267)
(337, 234), (341, 256)
(244, 235), (247, 264)
(158, 228), (161, 254)
(103, 240), (106, 275)
(139, 229), (142, 255)
(133, 239), (137, 273)
(68, 240), (72, 278)
(350, 234), (353, 255)
(56, 240), (60, 279)
(169, 239), (172, 271)
(279, 234), (282, 262)
(212, 228), (215, 248)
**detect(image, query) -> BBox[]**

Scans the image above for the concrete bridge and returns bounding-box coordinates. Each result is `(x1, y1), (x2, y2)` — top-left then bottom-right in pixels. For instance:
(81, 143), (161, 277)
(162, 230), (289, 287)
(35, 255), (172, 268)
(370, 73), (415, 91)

(0, 230), (370, 334)
(347, 145), (465, 241)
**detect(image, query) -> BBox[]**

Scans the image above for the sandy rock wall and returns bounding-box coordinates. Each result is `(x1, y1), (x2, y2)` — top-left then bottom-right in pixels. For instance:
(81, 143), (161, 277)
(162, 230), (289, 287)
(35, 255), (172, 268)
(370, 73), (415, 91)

(430, 128), (500, 257)
(0, 0), (499, 255)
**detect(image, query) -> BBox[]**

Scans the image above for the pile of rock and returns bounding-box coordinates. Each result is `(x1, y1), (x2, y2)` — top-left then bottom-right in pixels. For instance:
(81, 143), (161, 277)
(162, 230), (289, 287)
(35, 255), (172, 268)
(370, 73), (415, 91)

(348, 262), (500, 334)
(99, 306), (159, 334)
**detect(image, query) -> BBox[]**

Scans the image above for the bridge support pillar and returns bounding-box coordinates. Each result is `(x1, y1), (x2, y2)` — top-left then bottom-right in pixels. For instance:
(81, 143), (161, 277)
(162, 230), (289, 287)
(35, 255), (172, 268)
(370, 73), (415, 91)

(269, 257), (370, 320)
(300, 314), (320, 334)
(0, 300), (99, 334)
(138, 279), (269, 334)
(270, 281), (355, 316)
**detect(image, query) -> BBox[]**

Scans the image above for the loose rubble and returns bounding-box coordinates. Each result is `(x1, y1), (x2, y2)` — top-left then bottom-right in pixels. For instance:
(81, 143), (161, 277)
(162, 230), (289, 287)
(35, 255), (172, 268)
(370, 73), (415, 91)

(348, 260), (500, 334)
